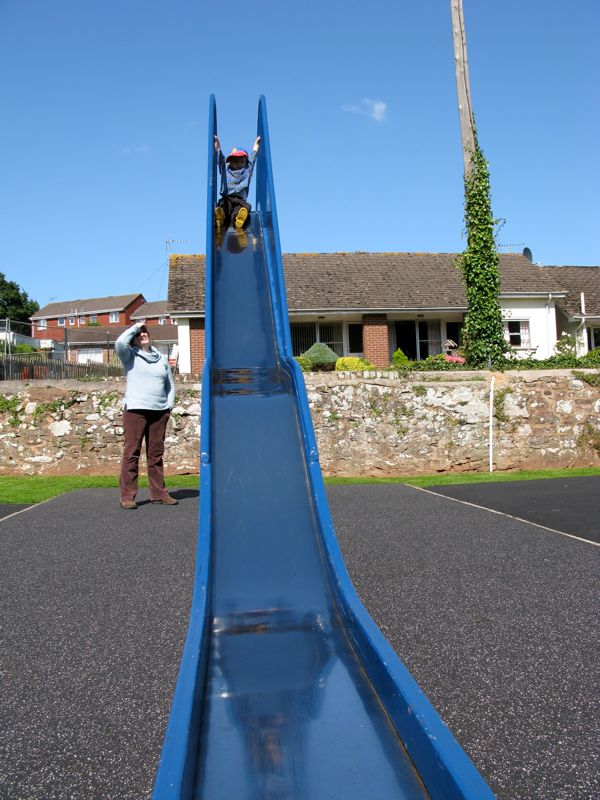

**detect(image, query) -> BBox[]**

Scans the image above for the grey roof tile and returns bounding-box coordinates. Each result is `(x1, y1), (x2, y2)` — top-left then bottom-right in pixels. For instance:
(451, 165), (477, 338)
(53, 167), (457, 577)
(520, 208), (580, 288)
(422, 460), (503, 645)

(534, 266), (600, 317)
(32, 294), (144, 319)
(168, 252), (580, 314)
(132, 301), (170, 318)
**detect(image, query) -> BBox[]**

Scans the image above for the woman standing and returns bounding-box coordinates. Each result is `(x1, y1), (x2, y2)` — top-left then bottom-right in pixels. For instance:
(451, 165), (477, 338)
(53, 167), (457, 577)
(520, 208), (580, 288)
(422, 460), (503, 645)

(116, 322), (177, 509)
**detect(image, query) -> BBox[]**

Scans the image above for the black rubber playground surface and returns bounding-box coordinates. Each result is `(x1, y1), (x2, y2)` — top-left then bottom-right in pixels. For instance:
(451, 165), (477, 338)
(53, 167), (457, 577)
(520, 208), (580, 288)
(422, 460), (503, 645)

(426, 475), (600, 544)
(0, 479), (598, 800)
(0, 503), (30, 520)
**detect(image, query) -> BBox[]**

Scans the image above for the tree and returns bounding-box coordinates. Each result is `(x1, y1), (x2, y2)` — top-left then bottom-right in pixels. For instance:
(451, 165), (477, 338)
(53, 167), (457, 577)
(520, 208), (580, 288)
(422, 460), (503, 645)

(0, 273), (39, 323)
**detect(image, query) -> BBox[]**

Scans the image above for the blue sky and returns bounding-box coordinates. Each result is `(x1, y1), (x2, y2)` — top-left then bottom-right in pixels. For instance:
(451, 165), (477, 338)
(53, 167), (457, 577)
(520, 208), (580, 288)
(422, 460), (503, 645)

(1, 0), (598, 308)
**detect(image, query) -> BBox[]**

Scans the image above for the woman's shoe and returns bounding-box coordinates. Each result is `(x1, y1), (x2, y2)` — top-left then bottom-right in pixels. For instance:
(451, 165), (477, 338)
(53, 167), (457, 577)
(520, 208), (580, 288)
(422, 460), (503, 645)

(120, 500), (137, 510)
(151, 495), (179, 505)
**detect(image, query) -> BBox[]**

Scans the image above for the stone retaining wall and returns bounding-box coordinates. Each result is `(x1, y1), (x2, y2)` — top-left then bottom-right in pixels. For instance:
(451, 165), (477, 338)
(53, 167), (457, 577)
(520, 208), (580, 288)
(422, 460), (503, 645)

(1, 371), (599, 477)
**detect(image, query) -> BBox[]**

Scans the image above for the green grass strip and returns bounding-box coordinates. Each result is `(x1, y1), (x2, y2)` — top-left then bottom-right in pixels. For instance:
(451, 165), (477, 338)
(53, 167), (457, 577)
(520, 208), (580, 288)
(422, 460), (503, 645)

(2, 467), (600, 505)
(326, 466), (600, 488)
(0, 474), (200, 505)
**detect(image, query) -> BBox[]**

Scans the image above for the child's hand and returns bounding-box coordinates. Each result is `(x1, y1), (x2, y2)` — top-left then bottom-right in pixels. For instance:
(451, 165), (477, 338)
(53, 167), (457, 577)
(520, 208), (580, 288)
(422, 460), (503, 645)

(253, 136), (261, 152)
(214, 135), (220, 151)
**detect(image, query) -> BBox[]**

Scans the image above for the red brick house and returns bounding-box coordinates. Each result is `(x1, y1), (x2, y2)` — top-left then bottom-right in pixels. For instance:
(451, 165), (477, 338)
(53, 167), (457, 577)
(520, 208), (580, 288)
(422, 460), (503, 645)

(167, 252), (600, 374)
(64, 325), (178, 365)
(30, 294), (146, 345)
(131, 301), (178, 328)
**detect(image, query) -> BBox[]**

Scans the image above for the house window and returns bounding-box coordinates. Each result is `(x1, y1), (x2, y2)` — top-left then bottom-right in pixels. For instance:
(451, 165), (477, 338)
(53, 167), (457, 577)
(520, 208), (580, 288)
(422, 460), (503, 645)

(446, 322), (463, 348)
(171, 318), (178, 325)
(592, 328), (600, 350)
(89, 314), (97, 324)
(291, 322), (317, 356)
(79, 316), (86, 325)
(58, 317), (65, 326)
(504, 320), (530, 348)
(319, 323), (344, 356)
(68, 316), (76, 326)
(348, 323), (363, 354)
(418, 320), (442, 358)
(109, 312), (119, 323)
(38, 319), (47, 329)
(158, 316), (166, 325)
(290, 321), (344, 357)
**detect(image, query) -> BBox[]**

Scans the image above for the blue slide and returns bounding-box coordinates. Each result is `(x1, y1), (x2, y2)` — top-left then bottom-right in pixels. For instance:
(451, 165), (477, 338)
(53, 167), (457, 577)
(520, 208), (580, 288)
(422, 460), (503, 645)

(152, 97), (495, 800)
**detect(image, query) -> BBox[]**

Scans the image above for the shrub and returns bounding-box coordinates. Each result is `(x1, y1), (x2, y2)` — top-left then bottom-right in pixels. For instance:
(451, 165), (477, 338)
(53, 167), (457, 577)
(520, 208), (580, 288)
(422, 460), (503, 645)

(295, 356), (313, 373)
(14, 343), (36, 353)
(302, 342), (339, 371)
(554, 333), (577, 358)
(335, 357), (374, 371)
(392, 348), (410, 368)
(445, 354), (466, 364)
(582, 348), (600, 367)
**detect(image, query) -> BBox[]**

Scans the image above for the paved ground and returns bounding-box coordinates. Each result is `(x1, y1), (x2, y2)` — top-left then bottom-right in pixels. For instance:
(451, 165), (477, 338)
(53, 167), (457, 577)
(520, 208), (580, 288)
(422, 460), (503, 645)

(0, 504), (30, 520)
(0, 480), (598, 799)
(427, 475), (600, 544)
(330, 482), (599, 800)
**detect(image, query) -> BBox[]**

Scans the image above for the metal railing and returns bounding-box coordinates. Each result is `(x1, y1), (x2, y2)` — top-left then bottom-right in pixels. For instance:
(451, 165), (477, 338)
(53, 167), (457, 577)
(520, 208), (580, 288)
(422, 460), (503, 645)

(0, 354), (123, 381)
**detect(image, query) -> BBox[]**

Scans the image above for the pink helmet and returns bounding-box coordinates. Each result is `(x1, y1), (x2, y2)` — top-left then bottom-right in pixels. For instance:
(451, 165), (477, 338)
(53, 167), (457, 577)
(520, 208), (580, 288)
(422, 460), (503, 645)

(226, 148), (248, 162)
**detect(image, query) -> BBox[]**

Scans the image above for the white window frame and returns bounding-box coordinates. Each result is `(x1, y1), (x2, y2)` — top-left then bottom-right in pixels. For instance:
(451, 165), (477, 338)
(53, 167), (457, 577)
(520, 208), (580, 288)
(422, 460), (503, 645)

(89, 314), (97, 324)
(109, 312), (119, 323)
(38, 319), (47, 329)
(57, 317), (65, 326)
(79, 316), (86, 325)
(158, 316), (166, 325)
(503, 319), (531, 349)
(68, 316), (76, 326)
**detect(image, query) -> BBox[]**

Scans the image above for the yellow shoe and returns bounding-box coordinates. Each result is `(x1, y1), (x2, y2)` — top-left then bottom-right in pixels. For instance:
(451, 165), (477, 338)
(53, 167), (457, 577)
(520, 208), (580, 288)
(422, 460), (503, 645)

(214, 206), (225, 230)
(234, 207), (248, 229)
(236, 229), (248, 249)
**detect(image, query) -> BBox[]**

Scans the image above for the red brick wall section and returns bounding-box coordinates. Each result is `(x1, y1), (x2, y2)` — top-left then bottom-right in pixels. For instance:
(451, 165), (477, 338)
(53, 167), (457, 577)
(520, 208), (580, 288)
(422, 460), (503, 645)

(189, 318), (205, 375)
(362, 314), (390, 367)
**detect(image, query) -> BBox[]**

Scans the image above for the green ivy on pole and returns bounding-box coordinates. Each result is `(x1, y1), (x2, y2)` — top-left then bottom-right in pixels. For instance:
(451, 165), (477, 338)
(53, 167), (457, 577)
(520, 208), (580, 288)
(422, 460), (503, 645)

(458, 133), (508, 368)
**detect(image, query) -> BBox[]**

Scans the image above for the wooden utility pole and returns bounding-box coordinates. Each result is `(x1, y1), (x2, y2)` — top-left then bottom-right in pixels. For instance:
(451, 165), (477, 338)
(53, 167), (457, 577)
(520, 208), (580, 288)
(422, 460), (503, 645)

(450, 0), (476, 176)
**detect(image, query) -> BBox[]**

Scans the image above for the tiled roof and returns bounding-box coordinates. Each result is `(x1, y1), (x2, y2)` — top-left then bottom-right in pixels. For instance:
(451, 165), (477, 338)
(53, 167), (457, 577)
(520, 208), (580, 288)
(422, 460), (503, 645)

(168, 255), (206, 313)
(534, 266), (600, 318)
(132, 301), (170, 318)
(64, 325), (177, 345)
(32, 294), (144, 319)
(167, 252), (567, 314)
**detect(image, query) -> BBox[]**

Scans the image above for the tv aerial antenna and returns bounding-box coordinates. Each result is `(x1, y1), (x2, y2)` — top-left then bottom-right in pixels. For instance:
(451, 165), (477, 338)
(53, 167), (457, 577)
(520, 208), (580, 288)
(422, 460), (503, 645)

(165, 238), (188, 254)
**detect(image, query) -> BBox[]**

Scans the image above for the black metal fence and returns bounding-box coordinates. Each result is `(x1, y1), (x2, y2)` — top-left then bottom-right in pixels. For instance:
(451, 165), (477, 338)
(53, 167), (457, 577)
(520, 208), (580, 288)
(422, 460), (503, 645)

(0, 354), (123, 381)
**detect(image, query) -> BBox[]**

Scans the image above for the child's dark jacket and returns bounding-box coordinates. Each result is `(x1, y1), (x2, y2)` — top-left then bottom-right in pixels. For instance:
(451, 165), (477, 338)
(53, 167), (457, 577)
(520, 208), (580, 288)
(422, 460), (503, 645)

(218, 150), (257, 199)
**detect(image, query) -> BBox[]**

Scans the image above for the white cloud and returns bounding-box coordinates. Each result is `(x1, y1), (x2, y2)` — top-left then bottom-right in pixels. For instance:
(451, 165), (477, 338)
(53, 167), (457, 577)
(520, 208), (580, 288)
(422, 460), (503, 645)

(342, 98), (387, 122)
(120, 144), (151, 157)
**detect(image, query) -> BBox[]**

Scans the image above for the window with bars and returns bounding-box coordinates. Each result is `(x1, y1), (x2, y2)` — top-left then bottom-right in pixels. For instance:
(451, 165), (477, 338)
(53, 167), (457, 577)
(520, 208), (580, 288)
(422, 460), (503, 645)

(504, 320), (530, 348)
(290, 321), (345, 357)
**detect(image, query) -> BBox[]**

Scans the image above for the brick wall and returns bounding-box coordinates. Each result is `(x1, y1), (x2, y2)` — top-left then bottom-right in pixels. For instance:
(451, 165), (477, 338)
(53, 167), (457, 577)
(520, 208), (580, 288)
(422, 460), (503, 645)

(190, 318), (205, 374)
(362, 314), (390, 367)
